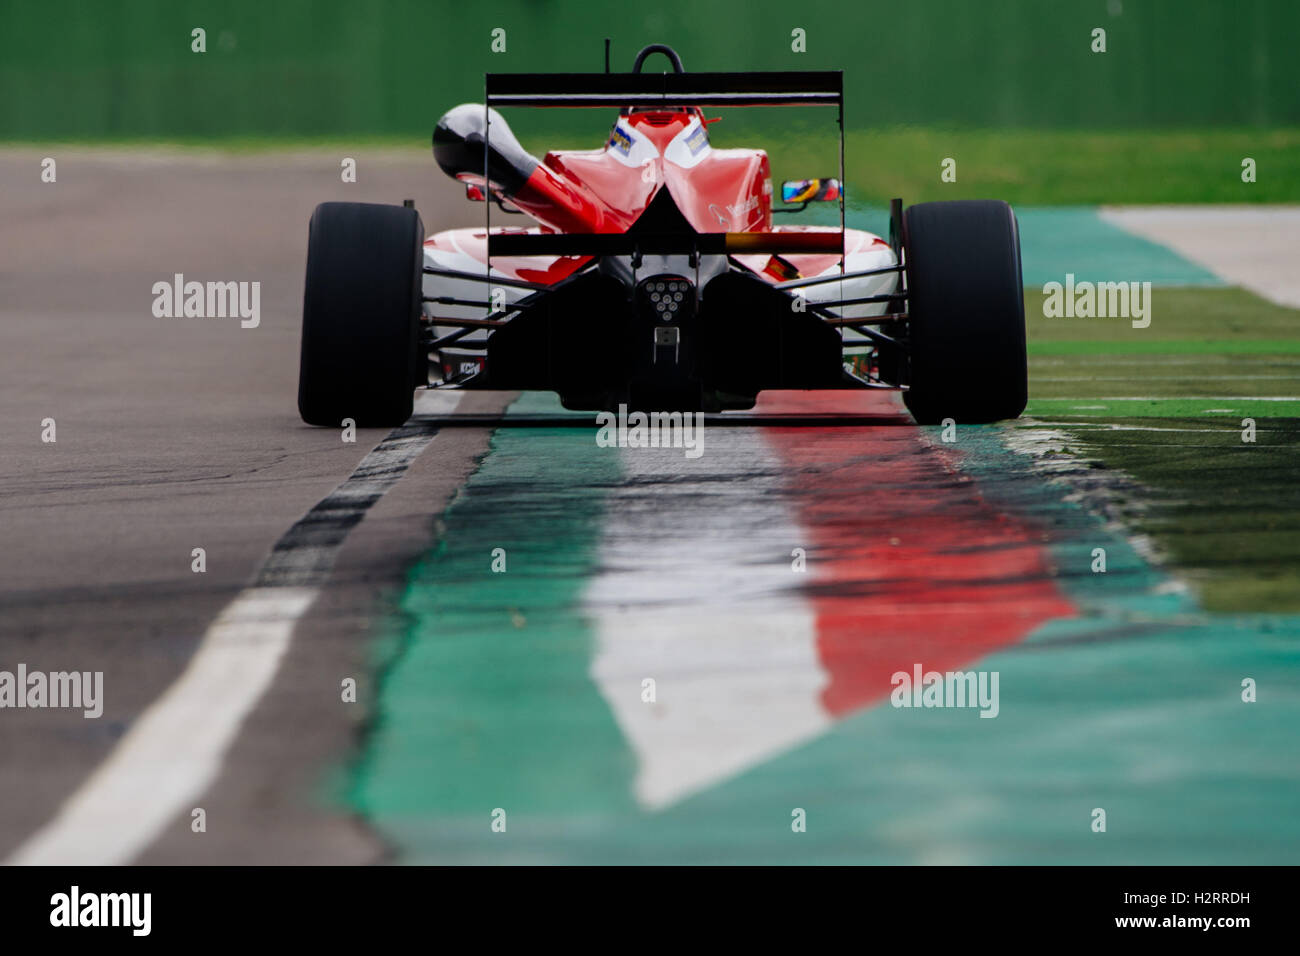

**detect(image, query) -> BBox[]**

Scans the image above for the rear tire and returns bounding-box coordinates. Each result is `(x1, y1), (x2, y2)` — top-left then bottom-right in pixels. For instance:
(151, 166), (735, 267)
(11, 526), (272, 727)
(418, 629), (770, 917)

(298, 201), (424, 427)
(901, 199), (1027, 424)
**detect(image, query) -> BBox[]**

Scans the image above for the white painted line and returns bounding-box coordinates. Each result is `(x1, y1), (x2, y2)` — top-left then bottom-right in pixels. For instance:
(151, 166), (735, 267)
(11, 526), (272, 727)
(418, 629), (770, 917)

(585, 428), (831, 810)
(1034, 375), (1300, 382)
(1034, 396), (1300, 401)
(9, 390), (462, 865)
(9, 587), (317, 865)
(1032, 358), (1300, 366)
(1025, 424), (1274, 433)
(412, 390), (467, 417)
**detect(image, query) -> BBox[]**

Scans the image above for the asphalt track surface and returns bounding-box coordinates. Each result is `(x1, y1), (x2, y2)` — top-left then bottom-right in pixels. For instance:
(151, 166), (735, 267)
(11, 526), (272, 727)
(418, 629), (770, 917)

(2, 149), (1029, 864)
(3, 150), (1293, 865)
(0, 149), (506, 863)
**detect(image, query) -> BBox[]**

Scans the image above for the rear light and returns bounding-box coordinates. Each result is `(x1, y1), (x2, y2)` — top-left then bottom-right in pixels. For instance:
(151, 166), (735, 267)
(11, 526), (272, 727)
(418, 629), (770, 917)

(638, 275), (695, 322)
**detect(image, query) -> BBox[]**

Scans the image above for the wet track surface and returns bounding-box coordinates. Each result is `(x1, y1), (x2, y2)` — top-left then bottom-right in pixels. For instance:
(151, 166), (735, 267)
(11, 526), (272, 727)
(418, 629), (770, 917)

(348, 392), (1078, 862)
(2, 151), (1296, 864)
(346, 393), (1298, 864)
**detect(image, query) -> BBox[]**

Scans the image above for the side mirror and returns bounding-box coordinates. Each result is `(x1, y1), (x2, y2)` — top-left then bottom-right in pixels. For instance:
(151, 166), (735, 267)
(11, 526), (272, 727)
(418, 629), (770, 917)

(780, 178), (841, 204)
(464, 180), (525, 215)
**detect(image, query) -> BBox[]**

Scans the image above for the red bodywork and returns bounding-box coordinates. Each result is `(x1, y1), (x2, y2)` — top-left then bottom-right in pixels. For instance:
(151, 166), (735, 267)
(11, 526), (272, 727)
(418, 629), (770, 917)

(520, 111), (770, 234)
(427, 108), (856, 286)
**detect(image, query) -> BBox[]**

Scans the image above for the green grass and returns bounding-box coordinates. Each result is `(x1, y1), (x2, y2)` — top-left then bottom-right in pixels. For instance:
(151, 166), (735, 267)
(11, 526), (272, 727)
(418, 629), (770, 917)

(1022, 284), (1300, 613)
(755, 127), (1300, 205)
(1022, 417), (1300, 613)
(1028, 398), (1300, 417)
(12, 126), (1300, 206)
(1025, 287), (1300, 402)
(1030, 340), (1300, 355)
(1026, 286), (1300, 345)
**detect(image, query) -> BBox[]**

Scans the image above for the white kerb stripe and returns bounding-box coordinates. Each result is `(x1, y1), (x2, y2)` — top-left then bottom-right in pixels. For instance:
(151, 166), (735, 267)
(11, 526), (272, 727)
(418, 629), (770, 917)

(9, 587), (317, 865)
(586, 426), (831, 810)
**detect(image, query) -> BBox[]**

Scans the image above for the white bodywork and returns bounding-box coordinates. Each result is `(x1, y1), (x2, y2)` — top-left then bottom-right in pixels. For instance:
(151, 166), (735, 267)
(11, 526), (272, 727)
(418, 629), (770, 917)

(421, 225), (901, 379)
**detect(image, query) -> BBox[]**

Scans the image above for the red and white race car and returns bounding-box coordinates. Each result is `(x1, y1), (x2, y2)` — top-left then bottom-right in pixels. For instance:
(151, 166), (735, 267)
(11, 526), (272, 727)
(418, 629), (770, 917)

(298, 44), (1027, 425)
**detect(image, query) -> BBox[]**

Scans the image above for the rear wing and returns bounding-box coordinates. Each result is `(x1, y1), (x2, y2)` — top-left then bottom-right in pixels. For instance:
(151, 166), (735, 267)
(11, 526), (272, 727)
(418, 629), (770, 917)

(480, 68), (846, 260)
(485, 71), (842, 108)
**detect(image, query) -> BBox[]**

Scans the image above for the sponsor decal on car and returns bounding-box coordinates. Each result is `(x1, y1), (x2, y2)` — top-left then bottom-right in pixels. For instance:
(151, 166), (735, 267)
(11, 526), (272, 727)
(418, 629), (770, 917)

(608, 126), (633, 156)
(684, 124), (708, 156)
(710, 195), (759, 228)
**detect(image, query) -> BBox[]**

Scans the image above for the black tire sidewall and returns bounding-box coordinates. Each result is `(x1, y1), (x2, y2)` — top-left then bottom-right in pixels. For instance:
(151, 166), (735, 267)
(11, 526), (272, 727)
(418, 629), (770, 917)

(902, 199), (1027, 424)
(298, 202), (424, 427)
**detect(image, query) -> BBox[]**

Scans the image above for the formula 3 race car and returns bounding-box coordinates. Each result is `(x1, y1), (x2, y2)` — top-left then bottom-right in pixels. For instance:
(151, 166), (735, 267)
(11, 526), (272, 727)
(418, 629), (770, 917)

(297, 44), (1027, 426)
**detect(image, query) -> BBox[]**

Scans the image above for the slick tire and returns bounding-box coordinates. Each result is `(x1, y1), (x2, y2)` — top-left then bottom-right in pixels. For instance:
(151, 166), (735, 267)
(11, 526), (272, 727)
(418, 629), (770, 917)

(298, 201), (424, 427)
(901, 199), (1028, 425)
